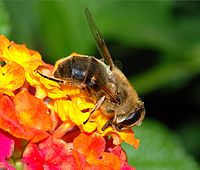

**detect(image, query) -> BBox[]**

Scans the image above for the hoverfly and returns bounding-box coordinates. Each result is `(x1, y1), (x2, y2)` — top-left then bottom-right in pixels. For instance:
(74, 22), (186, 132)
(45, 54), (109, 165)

(39, 8), (145, 131)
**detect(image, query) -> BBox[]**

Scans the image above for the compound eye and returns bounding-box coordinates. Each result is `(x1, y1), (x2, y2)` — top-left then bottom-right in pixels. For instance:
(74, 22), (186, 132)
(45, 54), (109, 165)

(121, 108), (144, 126)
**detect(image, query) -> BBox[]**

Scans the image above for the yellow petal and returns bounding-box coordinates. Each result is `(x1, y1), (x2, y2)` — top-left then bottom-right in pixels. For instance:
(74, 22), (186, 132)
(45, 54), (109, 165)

(61, 85), (81, 96)
(54, 98), (91, 126)
(39, 74), (60, 89)
(70, 101), (90, 125)
(0, 35), (10, 61)
(7, 43), (42, 71)
(0, 62), (25, 96)
(82, 121), (97, 133)
(72, 96), (94, 111)
(54, 99), (70, 121)
(25, 72), (40, 87)
(0, 35), (10, 52)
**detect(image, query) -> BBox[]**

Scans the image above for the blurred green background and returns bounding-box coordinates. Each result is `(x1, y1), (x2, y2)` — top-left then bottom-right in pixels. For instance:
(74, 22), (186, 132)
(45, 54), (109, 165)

(1, 1), (200, 169)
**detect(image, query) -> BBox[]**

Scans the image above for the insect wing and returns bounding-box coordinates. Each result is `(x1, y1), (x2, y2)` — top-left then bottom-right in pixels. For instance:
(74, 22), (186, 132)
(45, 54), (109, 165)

(87, 58), (118, 102)
(95, 76), (118, 103)
(84, 8), (114, 69)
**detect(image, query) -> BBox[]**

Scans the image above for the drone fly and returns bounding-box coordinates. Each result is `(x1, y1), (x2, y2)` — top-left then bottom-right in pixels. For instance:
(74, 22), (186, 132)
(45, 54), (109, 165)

(39, 8), (145, 131)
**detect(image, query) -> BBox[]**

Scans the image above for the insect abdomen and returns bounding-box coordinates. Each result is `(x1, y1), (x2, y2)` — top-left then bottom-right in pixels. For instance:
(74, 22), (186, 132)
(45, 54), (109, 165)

(53, 55), (109, 89)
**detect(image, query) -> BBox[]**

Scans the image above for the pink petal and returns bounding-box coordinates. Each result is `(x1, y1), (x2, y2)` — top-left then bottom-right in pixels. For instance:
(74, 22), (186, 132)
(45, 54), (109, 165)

(0, 133), (14, 159)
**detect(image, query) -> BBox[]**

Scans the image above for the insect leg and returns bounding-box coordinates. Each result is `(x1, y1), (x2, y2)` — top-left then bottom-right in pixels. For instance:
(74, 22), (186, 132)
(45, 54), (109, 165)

(101, 116), (114, 131)
(83, 96), (105, 125)
(90, 95), (106, 114)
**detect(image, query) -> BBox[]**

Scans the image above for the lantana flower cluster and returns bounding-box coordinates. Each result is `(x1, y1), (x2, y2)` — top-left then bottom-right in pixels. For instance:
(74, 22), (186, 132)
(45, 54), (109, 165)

(0, 35), (139, 170)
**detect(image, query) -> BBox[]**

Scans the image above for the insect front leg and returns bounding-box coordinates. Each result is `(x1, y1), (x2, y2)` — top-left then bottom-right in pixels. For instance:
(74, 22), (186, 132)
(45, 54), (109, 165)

(83, 96), (106, 125)
(101, 116), (115, 131)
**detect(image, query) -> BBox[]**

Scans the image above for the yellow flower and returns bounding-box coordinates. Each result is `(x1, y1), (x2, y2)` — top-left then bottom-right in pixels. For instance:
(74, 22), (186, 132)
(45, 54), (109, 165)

(0, 35), (42, 72)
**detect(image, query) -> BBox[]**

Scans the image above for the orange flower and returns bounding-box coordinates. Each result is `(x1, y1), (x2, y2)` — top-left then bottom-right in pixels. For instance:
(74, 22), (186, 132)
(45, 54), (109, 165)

(13, 90), (52, 131)
(73, 133), (121, 169)
(0, 35), (140, 169)
(0, 94), (49, 143)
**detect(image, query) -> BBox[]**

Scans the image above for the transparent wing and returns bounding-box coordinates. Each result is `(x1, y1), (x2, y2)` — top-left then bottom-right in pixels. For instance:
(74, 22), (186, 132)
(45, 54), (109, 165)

(84, 8), (114, 70)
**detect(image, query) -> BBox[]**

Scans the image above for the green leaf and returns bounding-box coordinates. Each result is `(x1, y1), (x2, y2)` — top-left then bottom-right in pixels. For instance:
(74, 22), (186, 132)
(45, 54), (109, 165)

(123, 119), (200, 170)
(0, 1), (10, 36)
(130, 44), (200, 95)
(177, 120), (200, 161)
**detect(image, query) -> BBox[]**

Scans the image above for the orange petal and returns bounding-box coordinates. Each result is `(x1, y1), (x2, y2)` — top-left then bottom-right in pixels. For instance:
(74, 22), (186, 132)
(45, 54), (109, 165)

(105, 130), (123, 146)
(13, 90), (52, 131)
(73, 133), (105, 162)
(93, 152), (120, 170)
(73, 133), (121, 170)
(53, 121), (74, 139)
(31, 129), (49, 143)
(86, 134), (106, 163)
(118, 129), (140, 149)
(73, 133), (93, 157)
(101, 128), (139, 149)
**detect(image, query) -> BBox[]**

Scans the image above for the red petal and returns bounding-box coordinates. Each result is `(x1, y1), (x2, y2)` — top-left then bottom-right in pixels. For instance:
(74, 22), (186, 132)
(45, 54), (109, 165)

(112, 146), (135, 170)
(0, 95), (48, 142)
(23, 137), (78, 170)
(23, 144), (44, 170)
(111, 146), (127, 163)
